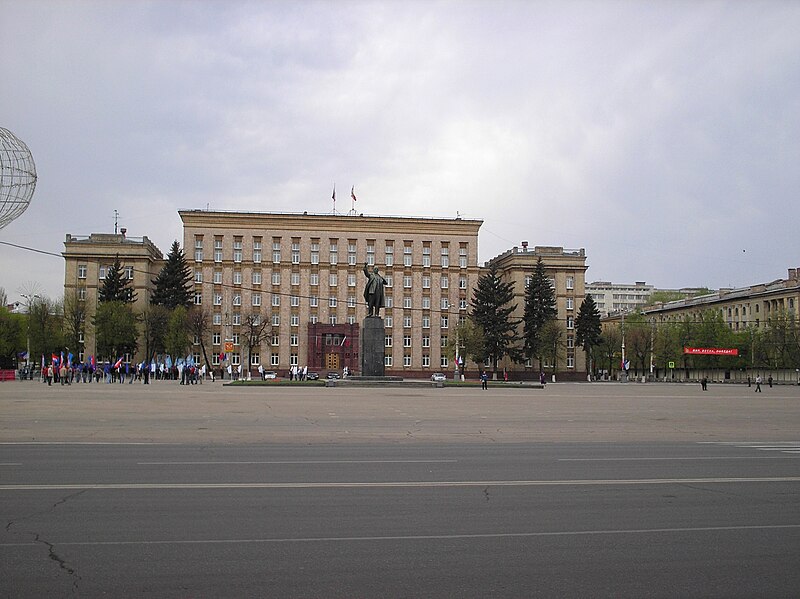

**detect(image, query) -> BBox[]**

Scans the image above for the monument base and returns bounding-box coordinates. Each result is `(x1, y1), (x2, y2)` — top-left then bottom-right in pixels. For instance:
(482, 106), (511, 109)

(361, 316), (385, 377)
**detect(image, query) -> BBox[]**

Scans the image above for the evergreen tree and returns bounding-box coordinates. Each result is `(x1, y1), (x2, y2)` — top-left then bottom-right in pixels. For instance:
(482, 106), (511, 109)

(470, 264), (519, 373)
(151, 240), (193, 310)
(99, 256), (137, 303)
(522, 257), (557, 366)
(575, 294), (602, 375)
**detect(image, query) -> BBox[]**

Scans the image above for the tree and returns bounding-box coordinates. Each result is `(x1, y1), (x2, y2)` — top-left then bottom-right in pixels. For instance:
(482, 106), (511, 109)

(575, 294), (602, 376)
(540, 319), (565, 375)
(164, 305), (190, 361)
(140, 304), (169, 365)
(187, 307), (214, 372)
(62, 290), (87, 356)
(597, 325), (622, 376)
(242, 310), (270, 375)
(93, 301), (138, 359)
(151, 240), (193, 309)
(99, 257), (137, 303)
(0, 305), (25, 368)
(444, 318), (487, 372)
(27, 295), (64, 361)
(522, 257), (557, 368)
(470, 265), (519, 374)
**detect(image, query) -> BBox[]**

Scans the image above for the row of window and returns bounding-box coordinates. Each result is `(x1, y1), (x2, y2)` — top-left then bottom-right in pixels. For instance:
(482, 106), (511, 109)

(77, 264), (134, 280)
(193, 237), (470, 268)
(524, 274), (575, 291)
(194, 270), (470, 290)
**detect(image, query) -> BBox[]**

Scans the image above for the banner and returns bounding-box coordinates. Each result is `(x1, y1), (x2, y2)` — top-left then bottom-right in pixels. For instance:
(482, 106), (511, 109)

(683, 347), (739, 356)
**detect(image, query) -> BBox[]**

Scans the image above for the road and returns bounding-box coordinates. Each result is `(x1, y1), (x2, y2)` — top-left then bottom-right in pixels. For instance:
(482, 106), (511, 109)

(1, 382), (799, 597)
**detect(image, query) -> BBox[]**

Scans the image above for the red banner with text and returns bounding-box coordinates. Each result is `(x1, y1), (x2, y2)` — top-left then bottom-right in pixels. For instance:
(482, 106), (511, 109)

(683, 347), (739, 356)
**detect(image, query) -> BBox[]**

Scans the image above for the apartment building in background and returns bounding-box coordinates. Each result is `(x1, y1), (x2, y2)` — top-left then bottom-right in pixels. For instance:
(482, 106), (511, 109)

(486, 242), (589, 378)
(62, 231), (164, 362)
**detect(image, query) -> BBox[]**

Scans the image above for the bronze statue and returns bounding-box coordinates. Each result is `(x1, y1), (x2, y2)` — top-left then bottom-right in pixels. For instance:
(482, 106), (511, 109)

(363, 263), (387, 317)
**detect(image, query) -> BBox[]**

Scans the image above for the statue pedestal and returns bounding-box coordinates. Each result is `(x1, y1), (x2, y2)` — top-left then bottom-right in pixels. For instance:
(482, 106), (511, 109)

(361, 317), (385, 377)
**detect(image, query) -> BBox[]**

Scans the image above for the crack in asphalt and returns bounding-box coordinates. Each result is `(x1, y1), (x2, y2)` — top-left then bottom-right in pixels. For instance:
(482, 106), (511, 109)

(6, 489), (87, 594)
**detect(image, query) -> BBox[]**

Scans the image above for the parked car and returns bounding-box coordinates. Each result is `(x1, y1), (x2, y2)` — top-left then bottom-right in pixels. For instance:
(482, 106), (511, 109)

(263, 371), (277, 380)
(326, 371), (340, 379)
(307, 372), (319, 380)
(431, 372), (447, 382)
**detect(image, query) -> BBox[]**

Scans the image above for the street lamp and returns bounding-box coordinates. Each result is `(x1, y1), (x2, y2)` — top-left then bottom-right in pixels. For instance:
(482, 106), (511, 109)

(20, 293), (40, 374)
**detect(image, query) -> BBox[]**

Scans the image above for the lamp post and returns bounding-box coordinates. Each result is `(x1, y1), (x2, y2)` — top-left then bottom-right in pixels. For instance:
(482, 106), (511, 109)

(20, 293), (40, 372)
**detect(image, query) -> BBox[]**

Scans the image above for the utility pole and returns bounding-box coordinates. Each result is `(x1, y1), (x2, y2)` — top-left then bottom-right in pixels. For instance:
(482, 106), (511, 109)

(621, 310), (627, 382)
(20, 293), (40, 371)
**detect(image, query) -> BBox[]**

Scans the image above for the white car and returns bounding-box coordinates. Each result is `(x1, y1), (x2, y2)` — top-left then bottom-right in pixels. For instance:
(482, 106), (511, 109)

(431, 372), (447, 382)
(263, 371), (277, 380)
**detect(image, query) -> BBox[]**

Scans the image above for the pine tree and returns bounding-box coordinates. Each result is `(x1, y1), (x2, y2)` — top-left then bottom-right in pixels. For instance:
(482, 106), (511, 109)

(151, 240), (193, 310)
(522, 257), (557, 366)
(575, 294), (602, 375)
(99, 256), (137, 303)
(470, 264), (519, 373)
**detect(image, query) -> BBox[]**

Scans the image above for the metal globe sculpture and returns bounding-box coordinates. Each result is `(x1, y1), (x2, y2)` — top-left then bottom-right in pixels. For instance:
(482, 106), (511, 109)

(0, 127), (37, 230)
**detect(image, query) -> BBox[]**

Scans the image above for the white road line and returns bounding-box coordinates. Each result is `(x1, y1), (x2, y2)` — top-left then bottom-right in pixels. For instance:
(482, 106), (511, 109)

(0, 463), (22, 467)
(136, 460), (459, 465)
(2, 477), (800, 491)
(2, 524), (799, 548)
(0, 442), (168, 446)
(558, 456), (797, 461)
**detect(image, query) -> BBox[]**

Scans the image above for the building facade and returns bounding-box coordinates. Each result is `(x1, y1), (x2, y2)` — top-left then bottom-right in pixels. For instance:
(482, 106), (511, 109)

(179, 210), (483, 377)
(642, 268), (800, 330)
(486, 243), (589, 379)
(586, 281), (654, 315)
(62, 232), (164, 362)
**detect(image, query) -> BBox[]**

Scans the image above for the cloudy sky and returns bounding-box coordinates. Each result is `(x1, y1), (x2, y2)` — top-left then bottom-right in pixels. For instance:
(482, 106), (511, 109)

(2, 0), (799, 303)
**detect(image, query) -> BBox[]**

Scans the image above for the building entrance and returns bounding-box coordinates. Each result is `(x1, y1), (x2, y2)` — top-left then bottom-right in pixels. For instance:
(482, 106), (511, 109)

(326, 353), (340, 372)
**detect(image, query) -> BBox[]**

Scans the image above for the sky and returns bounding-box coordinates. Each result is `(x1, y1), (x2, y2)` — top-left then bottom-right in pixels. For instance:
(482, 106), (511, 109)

(1, 0), (799, 304)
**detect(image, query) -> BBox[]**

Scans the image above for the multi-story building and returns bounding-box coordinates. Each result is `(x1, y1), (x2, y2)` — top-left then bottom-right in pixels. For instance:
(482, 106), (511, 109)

(179, 210), (483, 377)
(485, 242), (588, 379)
(642, 268), (800, 331)
(62, 231), (164, 362)
(586, 281), (654, 315)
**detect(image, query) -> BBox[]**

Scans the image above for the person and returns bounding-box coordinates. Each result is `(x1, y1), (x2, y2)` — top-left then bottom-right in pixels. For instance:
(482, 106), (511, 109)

(701, 377), (708, 391)
(480, 370), (488, 390)
(46, 364), (53, 386)
(302, 365), (308, 381)
(539, 371), (546, 386)
(768, 375), (773, 388)
(747, 375), (751, 387)
(363, 263), (387, 317)
(755, 375), (762, 392)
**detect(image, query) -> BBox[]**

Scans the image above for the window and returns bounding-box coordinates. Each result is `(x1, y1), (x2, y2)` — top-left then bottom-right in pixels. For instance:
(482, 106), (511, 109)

(213, 293), (222, 306)
(233, 293), (242, 306)
(423, 245), (431, 268)
(422, 297), (431, 309)
(271, 354), (280, 366)
(252, 293), (261, 307)
(440, 276), (449, 289)
(441, 356), (449, 368)
(329, 315), (337, 325)
(194, 292), (202, 305)
(233, 238), (242, 263)
(567, 316), (574, 329)
(385, 243), (393, 266)
(272, 272), (281, 285)
(422, 354), (430, 367)
(233, 271), (242, 285)
(291, 241), (300, 264)
(459, 298), (468, 310)
(290, 353), (299, 366)
(422, 316), (430, 329)
(404, 297), (412, 309)
(348, 295), (356, 308)
(194, 269), (203, 283)
(422, 276), (431, 289)
(291, 272), (300, 286)
(329, 241), (338, 265)
(404, 316), (412, 328)
(311, 241), (319, 265)
(212, 354), (220, 366)
(272, 334), (280, 346)
(329, 297), (337, 308)
(78, 264), (87, 279)
(272, 240), (281, 263)
(441, 298), (449, 310)
(385, 276), (393, 288)
(441, 246), (449, 268)
(124, 266), (133, 280)
(403, 335), (412, 347)
(310, 273), (319, 286)
(213, 313), (222, 325)
(231, 353), (240, 366)
(232, 313), (241, 325)
(291, 295), (300, 307)
(385, 316), (393, 328)
(459, 277), (467, 290)
(422, 335), (430, 348)
(567, 356), (575, 368)
(566, 276), (574, 290)
(366, 242), (375, 266)
(329, 273), (338, 287)
(567, 335), (574, 349)
(290, 314), (299, 326)
(214, 238), (223, 263)
(385, 355), (393, 367)
(99, 265), (107, 280)
(214, 270), (222, 284)
(566, 297), (574, 310)
(251, 353), (260, 366)
(252, 271), (262, 285)
(403, 354), (412, 367)
(310, 296), (318, 307)
(77, 287), (86, 301)
(253, 239), (262, 263)
(348, 243), (357, 266)
(385, 335), (393, 347)
(272, 294), (281, 307)
(212, 332), (221, 345)
(272, 314), (280, 326)
(403, 276), (412, 288)
(348, 274), (356, 287)
(459, 247), (467, 269)
(386, 296), (394, 308)
(232, 333), (240, 346)
(441, 315), (449, 329)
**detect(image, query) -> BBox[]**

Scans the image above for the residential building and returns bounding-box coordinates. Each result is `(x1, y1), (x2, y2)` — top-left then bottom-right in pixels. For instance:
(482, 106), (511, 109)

(586, 281), (654, 315)
(486, 242), (588, 379)
(62, 231), (164, 362)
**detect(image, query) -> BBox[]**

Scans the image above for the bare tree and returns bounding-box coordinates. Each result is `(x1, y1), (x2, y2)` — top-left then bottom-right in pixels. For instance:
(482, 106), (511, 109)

(187, 307), (213, 373)
(62, 290), (87, 357)
(243, 310), (270, 377)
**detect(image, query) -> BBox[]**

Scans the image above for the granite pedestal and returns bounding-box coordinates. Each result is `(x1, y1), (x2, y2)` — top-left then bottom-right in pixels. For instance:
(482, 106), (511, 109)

(361, 316), (386, 377)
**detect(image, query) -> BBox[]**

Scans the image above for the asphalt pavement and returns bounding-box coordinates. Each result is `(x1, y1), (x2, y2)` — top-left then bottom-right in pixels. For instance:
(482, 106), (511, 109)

(1, 381), (799, 597)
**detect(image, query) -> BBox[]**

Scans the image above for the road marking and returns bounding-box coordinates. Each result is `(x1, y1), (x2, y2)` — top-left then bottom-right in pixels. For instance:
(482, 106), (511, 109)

(0, 442), (168, 446)
(698, 441), (800, 455)
(2, 477), (800, 491)
(559, 456), (797, 461)
(136, 460), (459, 465)
(0, 463), (22, 467)
(2, 524), (799, 548)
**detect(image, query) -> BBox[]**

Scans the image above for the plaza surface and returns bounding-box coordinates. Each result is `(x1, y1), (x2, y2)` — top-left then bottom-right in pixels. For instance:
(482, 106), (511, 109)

(1, 380), (799, 445)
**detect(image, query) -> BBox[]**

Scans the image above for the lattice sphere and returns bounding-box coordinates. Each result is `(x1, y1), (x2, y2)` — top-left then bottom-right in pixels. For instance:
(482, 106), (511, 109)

(0, 127), (37, 230)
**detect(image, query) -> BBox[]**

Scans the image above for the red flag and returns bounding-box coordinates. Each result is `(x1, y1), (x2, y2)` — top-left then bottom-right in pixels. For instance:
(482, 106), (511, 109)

(350, 186), (357, 202)
(114, 357), (123, 369)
